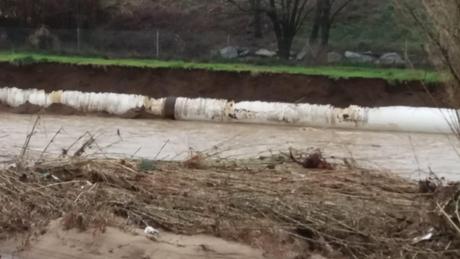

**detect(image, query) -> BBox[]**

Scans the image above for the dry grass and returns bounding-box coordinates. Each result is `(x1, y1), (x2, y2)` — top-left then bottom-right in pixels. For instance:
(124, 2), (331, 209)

(1, 156), (460, 258)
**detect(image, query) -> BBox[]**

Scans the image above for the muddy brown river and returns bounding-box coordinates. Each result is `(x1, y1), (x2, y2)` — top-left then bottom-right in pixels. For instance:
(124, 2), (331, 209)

(1, 113), (459, 180)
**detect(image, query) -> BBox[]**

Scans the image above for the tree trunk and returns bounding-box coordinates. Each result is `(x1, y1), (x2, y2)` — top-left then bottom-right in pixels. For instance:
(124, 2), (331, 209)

(267, 13), (286, 59)
(320, 0), (331, 46)
(310, 0), (331, 47)
(320, 21), (330, 46)
(309, 0), (322, 44)
(253, 0), (262, 38)
(264, 0), (308, 60)
(277, 34), (294, 59)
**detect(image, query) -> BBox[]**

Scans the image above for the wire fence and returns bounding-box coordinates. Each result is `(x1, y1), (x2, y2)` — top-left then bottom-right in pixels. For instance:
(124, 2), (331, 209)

(0, 26), (430, 67)
(0, 26), (232, 60)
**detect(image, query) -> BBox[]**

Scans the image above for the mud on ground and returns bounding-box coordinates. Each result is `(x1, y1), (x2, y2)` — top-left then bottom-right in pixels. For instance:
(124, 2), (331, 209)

(0, 62), (446, 107)
(0, 219), (265, 259)
(1, 156), (460, 259)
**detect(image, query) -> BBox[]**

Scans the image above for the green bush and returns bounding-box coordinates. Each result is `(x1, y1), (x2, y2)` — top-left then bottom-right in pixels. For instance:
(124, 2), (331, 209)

(10, 56), (37, 66)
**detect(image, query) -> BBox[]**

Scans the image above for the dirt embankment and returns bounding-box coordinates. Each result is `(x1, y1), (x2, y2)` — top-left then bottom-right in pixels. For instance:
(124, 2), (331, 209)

(0, 62), (445, 107)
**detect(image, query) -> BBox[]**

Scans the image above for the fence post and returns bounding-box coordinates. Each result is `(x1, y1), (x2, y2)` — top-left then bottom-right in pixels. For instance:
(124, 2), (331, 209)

(76, 0), (81, 52)
(156, 29), (160, 58)
(77, 26), (81, 52)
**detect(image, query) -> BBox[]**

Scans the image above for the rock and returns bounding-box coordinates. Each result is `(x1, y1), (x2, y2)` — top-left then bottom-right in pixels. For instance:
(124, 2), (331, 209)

(144, 226), (160, 237)
(296, 49), (308, 60)
(255, 48), (277, 57)
(344, 51), (361, 59)
(378, 52), (405, 66)
(0, 30), (9, 48)
(296, 42), (314, 61)
(362, 50), (380, 58)
(28, 25), (60, 50)
(219, 46), (239, 59)
(238, 48), (251, 57)
(327, 52), (343, 63)
(344, 51), (375, 63)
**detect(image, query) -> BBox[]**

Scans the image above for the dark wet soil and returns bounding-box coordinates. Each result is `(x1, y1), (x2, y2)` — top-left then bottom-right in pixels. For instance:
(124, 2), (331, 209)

(0, 62), (446, 107)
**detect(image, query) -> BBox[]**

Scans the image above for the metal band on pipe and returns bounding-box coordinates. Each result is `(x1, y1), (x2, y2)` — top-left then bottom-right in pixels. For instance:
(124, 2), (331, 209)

(163, 97), (177, 119)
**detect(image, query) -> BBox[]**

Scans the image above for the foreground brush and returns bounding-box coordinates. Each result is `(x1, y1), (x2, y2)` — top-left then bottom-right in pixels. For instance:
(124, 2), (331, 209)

(1, 155), (459, 259)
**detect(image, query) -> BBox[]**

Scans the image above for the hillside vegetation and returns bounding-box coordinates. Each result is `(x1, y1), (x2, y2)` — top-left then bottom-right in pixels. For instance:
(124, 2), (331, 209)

(0, 0), (425, 64)
(96, 0), (421, 51)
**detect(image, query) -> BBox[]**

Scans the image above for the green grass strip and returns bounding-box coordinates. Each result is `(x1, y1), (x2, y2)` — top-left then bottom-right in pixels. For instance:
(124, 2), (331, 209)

(0, 51), (441, 83)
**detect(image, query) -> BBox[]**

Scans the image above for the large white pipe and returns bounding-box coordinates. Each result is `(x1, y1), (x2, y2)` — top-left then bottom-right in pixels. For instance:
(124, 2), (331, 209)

(0, 87), (456, 134)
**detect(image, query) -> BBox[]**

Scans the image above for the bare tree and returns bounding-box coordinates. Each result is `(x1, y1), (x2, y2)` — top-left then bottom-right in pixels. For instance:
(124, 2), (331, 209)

(228, 0), (313, 59)
(0, 0), (103, 29)
(396, 0), (460, 139)
(309, 0), (354, 46)
(0, 0), (16, 19)
(397, 0), (460, 108)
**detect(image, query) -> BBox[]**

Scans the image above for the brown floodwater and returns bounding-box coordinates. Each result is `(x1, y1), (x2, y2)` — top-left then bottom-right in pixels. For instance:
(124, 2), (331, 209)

(1, 113), (459, 180)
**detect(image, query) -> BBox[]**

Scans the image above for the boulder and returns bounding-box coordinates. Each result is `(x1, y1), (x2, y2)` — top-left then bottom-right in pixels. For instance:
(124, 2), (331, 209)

(378, 52), (405, 66)
(28, 25), (60, 50)
(237, 47), (250, 57)
(0, 30), (9, 48)
(327, 51), (343, 63)
(219, 46), (239, 59)
(296, 49), (308, 60)
(255, 48), (277, 57)
(362, 50), (380, 58)
(344, 51), (375, 63)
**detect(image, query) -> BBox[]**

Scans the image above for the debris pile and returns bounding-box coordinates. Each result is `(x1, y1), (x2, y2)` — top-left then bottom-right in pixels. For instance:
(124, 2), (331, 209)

(1, 157), (460, 258)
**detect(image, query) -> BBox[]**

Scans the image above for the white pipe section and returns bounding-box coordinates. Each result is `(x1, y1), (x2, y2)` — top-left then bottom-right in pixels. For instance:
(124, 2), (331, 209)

(59, 91), (146, 115)
(0, 87), (164, 116)
(230, 101), (367, 128)
(365, 107), (457, 133)
(0, 87), (457, 134)
(144, 97), (166, 115)
(0, 88), (48, 107)
(226, 101), (455, 133)
(174, 97), (229, 121)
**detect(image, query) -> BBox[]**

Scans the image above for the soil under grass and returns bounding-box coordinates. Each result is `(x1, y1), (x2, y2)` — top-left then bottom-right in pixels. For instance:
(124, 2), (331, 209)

(0, 57), (447, 108)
